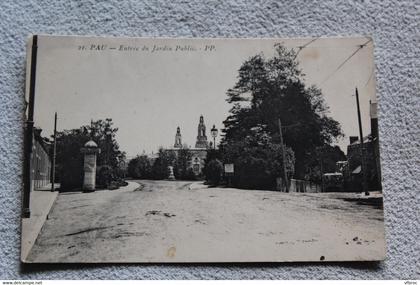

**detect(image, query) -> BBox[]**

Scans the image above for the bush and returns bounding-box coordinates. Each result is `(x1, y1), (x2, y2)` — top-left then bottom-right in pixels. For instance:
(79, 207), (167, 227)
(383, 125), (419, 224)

(234, 145), (294, 190)
(219, 124), (295, 190)
(107, 181), (120, 190)
(60, 157), (83, 191)
(151, 149), (176, 180)
(205, 159), (223, 186)
(235, 154), (275, 189)
(113, 166), (127, 180)
(185, 168), (197, 181)
(96, 165), (113, 188)
(117, 180), (129, 187)
(128, 155), (152, 179)
(151, 157), (169, 180)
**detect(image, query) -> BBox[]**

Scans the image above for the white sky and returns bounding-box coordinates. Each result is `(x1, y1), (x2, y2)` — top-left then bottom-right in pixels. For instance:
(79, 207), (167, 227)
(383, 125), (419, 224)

(30, 36), (377, 157)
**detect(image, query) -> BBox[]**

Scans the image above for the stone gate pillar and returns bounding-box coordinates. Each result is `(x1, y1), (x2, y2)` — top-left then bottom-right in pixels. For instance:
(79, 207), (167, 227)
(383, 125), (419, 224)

(81, 140), (101, 192)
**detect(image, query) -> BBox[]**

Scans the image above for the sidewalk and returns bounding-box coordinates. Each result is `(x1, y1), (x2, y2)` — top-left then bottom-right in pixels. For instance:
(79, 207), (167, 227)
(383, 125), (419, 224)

(188, 181), (208, 190)
(118, 181), (142, 192)
(21, 184), (59, 262)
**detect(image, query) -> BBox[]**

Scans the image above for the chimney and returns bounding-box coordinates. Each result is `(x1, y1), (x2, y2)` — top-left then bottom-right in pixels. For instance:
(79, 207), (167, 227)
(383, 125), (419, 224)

(370, 100), (379, 139)
(349, 136), (358, 144)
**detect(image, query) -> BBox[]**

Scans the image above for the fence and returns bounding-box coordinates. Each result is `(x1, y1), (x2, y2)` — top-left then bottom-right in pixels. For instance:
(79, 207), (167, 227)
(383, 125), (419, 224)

(31, 134), (52, 191)
(289, 179), (321, 193)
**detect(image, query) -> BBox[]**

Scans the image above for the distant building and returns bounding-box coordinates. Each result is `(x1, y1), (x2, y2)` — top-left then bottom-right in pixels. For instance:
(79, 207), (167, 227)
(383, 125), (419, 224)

(345, 101), (382, 191)
(174, 127), (182, 148)
(322, 101), (382, 192)
(165, 115), (211, 176)
(31, 128), (52, 191)
(195, 115), (209, 148)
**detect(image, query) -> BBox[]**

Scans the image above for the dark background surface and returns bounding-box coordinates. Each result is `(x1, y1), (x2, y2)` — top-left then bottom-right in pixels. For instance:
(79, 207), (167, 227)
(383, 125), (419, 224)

(0, 0), (418, 279)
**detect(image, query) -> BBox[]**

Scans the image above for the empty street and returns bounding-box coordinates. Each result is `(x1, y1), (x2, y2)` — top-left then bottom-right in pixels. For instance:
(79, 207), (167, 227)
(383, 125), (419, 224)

(26, 180), (386, 263)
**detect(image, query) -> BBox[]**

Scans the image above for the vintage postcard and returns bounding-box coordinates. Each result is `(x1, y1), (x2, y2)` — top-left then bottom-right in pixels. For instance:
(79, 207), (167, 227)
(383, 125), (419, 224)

(21, 35), (386, 263)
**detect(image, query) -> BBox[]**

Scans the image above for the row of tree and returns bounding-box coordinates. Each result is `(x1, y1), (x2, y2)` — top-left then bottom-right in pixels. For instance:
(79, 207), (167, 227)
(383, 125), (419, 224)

(127, 147), (197, 181)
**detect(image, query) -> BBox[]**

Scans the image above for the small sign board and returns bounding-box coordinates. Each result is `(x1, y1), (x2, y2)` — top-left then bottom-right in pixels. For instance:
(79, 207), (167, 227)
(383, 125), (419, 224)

(224, 163), (234, 174)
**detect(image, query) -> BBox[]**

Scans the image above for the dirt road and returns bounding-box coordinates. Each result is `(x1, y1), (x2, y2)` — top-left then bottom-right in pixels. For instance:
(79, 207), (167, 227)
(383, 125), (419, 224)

(26, 180), (386, 262)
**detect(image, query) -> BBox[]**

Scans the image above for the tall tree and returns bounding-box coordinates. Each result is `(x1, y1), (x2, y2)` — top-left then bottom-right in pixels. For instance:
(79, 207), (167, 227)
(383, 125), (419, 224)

(174, 145), (193, 180)
(304, 145), (347, 183)
(220, 124), (295, 189)
(88, 118), (125, 169)
(222, 44), (343, 180)
(151, 148), (176, 180)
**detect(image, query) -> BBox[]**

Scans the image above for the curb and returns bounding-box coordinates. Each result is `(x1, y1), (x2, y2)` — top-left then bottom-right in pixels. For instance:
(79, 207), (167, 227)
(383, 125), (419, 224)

(21, 190), (59, 262)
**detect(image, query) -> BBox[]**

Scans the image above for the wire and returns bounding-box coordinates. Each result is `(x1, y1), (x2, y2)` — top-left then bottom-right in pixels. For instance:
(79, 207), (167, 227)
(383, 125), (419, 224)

(294, 37), (319, 59)
(320, 38), (373, 86)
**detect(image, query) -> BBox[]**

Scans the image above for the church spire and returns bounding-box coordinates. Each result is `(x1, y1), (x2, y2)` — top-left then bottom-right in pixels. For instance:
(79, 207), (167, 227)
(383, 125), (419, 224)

(195, 115), (208, 148)
(174, 126), (182, 148)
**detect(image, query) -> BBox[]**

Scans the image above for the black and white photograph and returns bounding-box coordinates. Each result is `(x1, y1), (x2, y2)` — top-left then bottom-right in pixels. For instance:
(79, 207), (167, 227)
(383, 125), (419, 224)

(21, 35), (386, 263)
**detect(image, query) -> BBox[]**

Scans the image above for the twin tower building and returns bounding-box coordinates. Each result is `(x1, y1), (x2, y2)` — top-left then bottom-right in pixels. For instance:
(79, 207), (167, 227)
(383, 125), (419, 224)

(174, 115), (209, 149)
(169, 115), (213, 176)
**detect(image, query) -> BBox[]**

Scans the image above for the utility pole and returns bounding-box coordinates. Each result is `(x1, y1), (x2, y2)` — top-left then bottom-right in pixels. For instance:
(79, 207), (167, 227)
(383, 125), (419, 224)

(278, 118), (289, 192)
(355, 88), (369, 196)
(51, 112), (57, 192)
(23, 35), (38, 218)
(320, 148), (324, 192)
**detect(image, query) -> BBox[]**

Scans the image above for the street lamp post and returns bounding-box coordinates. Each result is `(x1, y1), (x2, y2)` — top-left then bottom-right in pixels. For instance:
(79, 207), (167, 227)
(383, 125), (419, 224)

(104, 125), (112, 188)
(210, 125), (218, 149)
(320, 147), (324, 192)
(51, 112), (57, 192)
(22, 35), (38, 218)
(105, 126), (112, 166)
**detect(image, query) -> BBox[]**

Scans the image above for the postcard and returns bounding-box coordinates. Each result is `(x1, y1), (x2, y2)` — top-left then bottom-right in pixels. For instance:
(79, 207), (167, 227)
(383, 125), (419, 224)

(21, 35), (385, 263)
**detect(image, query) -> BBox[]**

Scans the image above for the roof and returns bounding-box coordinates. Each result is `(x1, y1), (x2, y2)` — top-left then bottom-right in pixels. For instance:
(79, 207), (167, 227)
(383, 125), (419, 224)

(323, 172), (343, 177)
(33, 127), (51, 155)
(84, 140), (98, 148)
(350, 135), (377, 145)
(166, 147), (208, 151)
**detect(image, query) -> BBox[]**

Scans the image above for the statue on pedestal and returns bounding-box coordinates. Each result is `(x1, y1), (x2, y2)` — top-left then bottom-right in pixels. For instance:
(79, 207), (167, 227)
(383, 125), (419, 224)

(167, 165), (175, 180)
